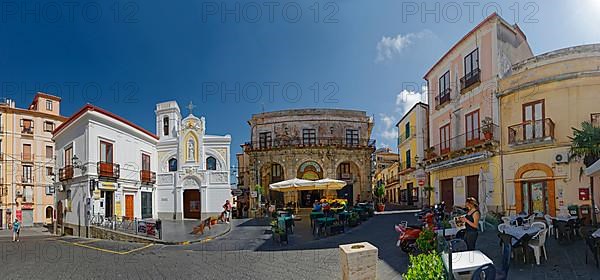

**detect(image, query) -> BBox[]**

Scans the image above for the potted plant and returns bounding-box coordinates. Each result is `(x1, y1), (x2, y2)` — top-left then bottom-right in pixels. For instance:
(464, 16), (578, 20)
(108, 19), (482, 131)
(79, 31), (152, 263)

(374, 183), (386, 212)
(482, 117), (494, 140)
(402, 252), (445, 280)
(425, 147), (437, 159)
(348, 212), (359, 227)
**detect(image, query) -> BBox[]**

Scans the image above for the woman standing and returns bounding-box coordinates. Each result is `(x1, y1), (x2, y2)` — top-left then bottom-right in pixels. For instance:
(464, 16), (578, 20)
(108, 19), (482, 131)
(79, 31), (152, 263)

(459, 197), (480, 250)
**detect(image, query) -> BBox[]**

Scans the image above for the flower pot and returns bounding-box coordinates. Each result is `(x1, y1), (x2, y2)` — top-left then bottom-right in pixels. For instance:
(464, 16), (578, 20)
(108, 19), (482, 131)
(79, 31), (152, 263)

(484, 132), (493, 140)
(376, 204), (385, 212)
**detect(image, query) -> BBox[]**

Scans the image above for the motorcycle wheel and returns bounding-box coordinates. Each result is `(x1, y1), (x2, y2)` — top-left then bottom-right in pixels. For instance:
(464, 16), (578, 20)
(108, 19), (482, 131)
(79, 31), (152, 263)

(400, 240), (416, 254)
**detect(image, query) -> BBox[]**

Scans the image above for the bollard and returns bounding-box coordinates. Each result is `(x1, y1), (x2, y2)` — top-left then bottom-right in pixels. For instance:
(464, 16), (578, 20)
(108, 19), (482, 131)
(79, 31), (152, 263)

(339, 242), (378, 280)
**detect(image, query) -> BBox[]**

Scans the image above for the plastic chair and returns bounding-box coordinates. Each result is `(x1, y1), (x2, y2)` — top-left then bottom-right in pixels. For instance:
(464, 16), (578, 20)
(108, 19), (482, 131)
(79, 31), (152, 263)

(479, 213), (487, 232)
(528, 229), (548, 265)
(501, 216), (511, 225)
(531, 222), (547, 231)
(471, 264), (496, 280)
(555, 220), (572, 242)
(497, 224), (508, 233)
(525, 215), (536, 225)
(544, 215), (555, 239)
(450, 239), (468, 253)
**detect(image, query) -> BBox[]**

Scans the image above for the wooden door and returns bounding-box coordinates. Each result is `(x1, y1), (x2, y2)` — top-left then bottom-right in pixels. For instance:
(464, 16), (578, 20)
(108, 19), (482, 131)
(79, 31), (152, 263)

(440, 179), (454, 211)
(125, 195), (134, 220)
(183, 190), (201, 219)
(466, 175), (479, 202)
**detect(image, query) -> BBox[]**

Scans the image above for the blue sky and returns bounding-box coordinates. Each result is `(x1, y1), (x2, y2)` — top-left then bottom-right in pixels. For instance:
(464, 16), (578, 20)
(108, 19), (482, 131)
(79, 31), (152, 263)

(1, 0), (599, 161)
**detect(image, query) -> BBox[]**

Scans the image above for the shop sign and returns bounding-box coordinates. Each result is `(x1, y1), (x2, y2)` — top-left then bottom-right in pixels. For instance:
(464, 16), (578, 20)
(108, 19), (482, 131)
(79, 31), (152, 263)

(250, 191), (258, 198)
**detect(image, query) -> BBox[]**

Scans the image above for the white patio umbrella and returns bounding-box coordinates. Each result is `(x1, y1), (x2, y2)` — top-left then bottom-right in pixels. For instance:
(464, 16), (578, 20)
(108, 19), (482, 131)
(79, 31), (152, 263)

(314, 178), (347, 190)
(269, 178), (314, 192)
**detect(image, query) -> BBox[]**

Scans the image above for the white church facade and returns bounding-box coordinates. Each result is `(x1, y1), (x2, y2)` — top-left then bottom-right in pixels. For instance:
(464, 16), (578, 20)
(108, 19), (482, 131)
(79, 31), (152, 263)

(154, 101), (232, 220)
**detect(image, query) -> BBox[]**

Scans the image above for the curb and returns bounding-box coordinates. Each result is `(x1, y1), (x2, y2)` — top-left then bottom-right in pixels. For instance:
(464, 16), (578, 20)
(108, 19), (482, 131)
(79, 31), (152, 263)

(375, 210), (421, 215)
(167, 223), (232, 246)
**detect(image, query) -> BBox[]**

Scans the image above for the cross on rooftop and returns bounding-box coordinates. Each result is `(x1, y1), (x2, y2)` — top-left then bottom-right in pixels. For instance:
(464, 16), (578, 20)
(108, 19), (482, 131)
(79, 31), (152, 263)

(187, 101), (196, 115)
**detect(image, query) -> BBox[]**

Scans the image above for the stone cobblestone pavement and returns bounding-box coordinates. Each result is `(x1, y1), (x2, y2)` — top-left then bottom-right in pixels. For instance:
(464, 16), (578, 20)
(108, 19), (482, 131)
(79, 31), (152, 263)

(0, 213), (598, 279)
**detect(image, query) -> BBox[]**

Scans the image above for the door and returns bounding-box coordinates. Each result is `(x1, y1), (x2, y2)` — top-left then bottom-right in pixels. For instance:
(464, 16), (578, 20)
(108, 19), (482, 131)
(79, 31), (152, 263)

(141, 192), (153, 219)
(407, 183), (414, 206)
(104, 191), (114, 218)
(440, 179), (454, 211)
(125, 195), (134, 220)
(523, 100), (544, 140)
(523, 181), (548, 215)
(183, 190), (201, 219)
(0, 209), (3, 228)
(466, 175), (479, 202)
(22, 210), (33, 227)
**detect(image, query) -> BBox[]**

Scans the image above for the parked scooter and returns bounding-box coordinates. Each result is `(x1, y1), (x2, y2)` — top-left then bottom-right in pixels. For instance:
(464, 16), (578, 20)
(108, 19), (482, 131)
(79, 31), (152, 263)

(395, 202), (446, 254)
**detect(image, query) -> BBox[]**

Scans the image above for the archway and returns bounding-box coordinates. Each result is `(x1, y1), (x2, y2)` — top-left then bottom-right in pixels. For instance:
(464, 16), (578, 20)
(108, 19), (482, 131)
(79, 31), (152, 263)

(336, 161), (361, 206)
(297, 161), (323, 180)
(45, 206), (53, 225)
(182, 177), (202, 219)
(514, 163), (556, 216)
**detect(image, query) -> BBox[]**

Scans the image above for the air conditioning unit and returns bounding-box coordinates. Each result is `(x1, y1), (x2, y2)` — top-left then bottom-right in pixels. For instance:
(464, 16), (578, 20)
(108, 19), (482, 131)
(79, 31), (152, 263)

(554, 151), (569, 164)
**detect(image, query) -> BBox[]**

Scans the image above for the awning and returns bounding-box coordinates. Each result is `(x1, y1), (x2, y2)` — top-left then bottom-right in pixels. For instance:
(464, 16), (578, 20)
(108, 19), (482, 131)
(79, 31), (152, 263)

(585, 159), (600, 177)
(269, 178), (347, 192)
(99, 182), (117, 191)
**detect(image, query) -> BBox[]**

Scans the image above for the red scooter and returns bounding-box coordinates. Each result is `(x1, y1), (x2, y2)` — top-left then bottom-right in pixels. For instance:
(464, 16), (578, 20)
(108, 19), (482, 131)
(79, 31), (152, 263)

(395, 202), (445, 254)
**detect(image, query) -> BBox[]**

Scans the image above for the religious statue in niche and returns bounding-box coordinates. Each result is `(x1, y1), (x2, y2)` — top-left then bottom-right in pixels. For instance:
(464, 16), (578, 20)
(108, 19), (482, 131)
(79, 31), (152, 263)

(187, 139), (195, 161)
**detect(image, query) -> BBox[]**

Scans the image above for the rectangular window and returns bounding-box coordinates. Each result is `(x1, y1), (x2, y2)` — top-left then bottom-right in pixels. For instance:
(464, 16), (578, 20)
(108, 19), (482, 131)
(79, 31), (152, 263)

(141, 192), (153, 219)
(45, 185), (55, 195)
(465, 110), (480, 146)
(163, 116), (169, 136)
(46, 145), (53, 159)
(271, 164), (283, 180)
(46, 100), (53, 111)
(24, 186), (33, 202)
(258, 132), (272, 149)
(46, 167), (53, 176)
(65, 146), (73, 166)
(100, 141), (113, 163)
(405, 122), (411, 140)
(440, 124), (450, 154)
(20, 119), (33, 134)
(303, 129), (316, 145)
(464, 48), (479, 76)
(405, 150), (411, 169)
(438, 71), (450, 98)
(523, 100), (545, 140)
(345, 129), (359, 146)
(22, 144), (32, 161)
(591, 113), (600, 126)
(142, 154), (151, 171)
(23, 165), (33, 183)
(44, 121), (55, 132)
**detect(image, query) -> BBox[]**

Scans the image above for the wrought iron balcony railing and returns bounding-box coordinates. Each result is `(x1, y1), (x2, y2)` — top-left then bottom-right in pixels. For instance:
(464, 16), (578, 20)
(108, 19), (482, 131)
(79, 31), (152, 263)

(244, 137), (376, 151)
(140, 170), (156, 184)
(59, 165), (74, 181)
(508, 118), (555, 146)
(426, 124), (500, 161)
(97, 162), (120, 179)
(460, 68), (481, 92)
(435, 89), (452, 110)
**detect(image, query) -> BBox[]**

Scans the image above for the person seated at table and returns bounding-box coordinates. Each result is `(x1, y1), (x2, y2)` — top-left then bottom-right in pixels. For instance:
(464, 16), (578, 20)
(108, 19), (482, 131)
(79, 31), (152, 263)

(312, 200), (322, 212)
(459, 197), (480, 250)
(323, 202), (331, 213)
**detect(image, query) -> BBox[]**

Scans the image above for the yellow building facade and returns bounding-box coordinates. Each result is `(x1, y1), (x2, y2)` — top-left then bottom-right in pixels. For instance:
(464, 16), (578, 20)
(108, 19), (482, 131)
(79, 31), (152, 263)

(0, 93), (65, 228)
(374, 162), (400, 204)
(397, 102), (428, 207)
(498, 44), (600, 216)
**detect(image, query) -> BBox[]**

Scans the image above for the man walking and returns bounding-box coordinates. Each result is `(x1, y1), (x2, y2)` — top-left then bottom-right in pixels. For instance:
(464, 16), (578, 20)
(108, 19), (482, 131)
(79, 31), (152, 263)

(12, 219), (21, 242)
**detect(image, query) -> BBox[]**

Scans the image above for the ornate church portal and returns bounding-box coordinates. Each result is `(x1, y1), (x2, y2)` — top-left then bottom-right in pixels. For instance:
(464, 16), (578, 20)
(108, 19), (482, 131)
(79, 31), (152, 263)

(155, 101), (232, 220)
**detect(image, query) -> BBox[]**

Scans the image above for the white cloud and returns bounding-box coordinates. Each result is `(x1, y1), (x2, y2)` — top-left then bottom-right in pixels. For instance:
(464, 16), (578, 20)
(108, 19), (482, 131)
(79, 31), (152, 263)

(375, 30), (432, 62)
(375, 85), (428, 148)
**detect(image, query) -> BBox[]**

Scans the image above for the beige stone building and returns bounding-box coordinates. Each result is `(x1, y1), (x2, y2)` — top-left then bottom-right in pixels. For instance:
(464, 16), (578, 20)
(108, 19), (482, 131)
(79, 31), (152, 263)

(498, 44), (600, 216)
(0, 93), (65, 228)
(239, 109), (375, 208)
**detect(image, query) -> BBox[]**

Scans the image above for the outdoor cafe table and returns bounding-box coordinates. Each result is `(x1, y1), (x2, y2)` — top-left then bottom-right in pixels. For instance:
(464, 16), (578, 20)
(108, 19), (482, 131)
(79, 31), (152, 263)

(502, 225), (541, 245)
(310, 212), (325, 229)
(451, 250), (494, 276)
(555, 215), (578, 222)
(436, 227), (462, 238)
(337, 211), (351, 225)
(314, 217), (337, 237)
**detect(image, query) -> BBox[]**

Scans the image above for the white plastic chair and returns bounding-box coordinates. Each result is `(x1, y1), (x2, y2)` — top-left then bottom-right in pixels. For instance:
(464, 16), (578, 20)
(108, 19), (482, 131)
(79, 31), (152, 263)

(498, 224), (508, 233)
(479, 213), (487, 232)
(544, 214), (556, 238)
(531, 221), (547, 231)
(528, 228), (549, 265)
(525, 215), (536, 225)
(501, 216), (511, 225)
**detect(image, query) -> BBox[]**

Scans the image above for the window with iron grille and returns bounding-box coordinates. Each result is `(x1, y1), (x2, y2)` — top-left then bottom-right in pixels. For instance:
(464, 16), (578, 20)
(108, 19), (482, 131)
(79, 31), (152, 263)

(259, 132), (272, 148)
(303, 129), (316, 145)
(345, 129), (359, 146)
(464, 48), (479, 76)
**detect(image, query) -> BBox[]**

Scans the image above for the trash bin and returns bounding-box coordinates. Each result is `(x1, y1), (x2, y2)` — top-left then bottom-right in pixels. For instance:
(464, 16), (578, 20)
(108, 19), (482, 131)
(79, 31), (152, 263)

(580, 205), (592, 225)
(568, 205), (579, 216)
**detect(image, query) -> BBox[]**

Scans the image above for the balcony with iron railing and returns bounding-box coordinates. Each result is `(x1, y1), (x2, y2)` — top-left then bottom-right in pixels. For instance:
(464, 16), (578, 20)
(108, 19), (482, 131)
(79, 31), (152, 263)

(97, 162), (120, 179)
(508, 118), (555, 147)
(59, 165), (74, 181)
(398, 160), (417, 175)
(21, 127), (34, 135)
(460, 68), (481, 93)
(140, 170), (156, 184)
(426, 124), (500, 163)
(398, 126), (417, 146)
(244, 137), (376, 151)
(21, 176), (34, 185)
(386, 174), (399, 185)
(434, 89), (452, 110)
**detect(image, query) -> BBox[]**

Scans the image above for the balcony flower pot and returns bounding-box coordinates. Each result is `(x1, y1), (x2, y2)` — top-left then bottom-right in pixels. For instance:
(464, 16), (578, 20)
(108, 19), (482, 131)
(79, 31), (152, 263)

(483, 131), (493, 140)
(376, 203), (385, 213)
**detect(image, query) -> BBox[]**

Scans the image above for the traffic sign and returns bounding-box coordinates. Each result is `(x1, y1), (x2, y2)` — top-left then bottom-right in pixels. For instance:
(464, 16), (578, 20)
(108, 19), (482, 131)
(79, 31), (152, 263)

(418, 179), (425, 187)
(231, 189), (243, 196)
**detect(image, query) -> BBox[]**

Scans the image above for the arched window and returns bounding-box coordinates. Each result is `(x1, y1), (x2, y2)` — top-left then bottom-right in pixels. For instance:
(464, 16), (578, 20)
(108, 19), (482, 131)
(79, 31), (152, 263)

(168, 158), (178, 172)
(163, 116), (169, 136)
(206, 156), (217, 171)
